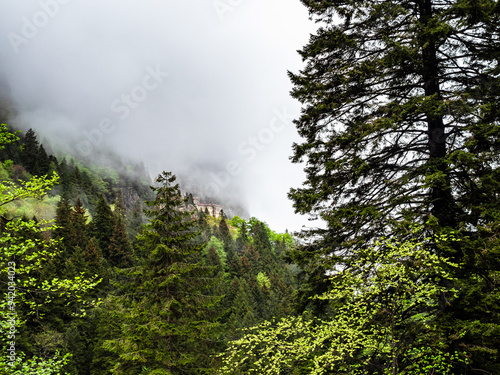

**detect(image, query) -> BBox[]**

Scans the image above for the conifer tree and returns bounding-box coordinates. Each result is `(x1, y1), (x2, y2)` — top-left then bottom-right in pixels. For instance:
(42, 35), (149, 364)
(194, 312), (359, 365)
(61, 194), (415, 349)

(205, 245), (227, 312)
(225, 279), (258, 340)
(57, 159), (72, 196)
(108, 217), (133, 268)
(20, 128), (40, 175)
(197, 207), (210, 234)
(228, 253), (243, 279)
(104, 172), (221, 374)
(218, 215), (230, 241)
(206, 245), (224, 276)
(90, 195), (115, 260)
(53, 196), (73, 245)
(84, 237), (102, 274)
(37, 144), (51, 176)
(235, 221), (249, 252)
(71, 198), (88, 250)
(288, 1), (500, 372)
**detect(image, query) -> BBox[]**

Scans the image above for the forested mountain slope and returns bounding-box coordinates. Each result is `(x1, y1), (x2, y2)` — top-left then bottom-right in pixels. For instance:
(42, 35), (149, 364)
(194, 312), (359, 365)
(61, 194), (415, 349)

(0, 125), (298, 374)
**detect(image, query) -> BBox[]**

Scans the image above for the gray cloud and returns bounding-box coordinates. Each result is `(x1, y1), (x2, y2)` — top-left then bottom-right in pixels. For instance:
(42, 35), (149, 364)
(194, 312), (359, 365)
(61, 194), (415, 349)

(0, 0), (316, 232)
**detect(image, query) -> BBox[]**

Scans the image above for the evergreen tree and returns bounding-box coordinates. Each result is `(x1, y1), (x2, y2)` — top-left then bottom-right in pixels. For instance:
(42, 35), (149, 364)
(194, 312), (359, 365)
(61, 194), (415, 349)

(288, 1), (500, 372)
(250, 221), (276, 274)
(103, 172), (221, 374)
(20, 128), (40, 175)
(235, 221), (249, 252)
(57, 159), (71, 196)
(90, 195), (115, 260)
(225, 279), (258, 340)
(108, 217), (133, 268)
(206, 245), (224, 277)
(228, 253), (243, 280)
(205, 245), (227, 324)
(53, 196), (73, 245)
(37, 144), (51, 176)
(71, 198), (88, 250)
(84, 237), (102, 274)
(218, 215), (230, 241)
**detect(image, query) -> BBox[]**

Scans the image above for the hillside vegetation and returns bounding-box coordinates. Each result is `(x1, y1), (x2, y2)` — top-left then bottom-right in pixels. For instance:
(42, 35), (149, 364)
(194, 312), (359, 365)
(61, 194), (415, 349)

(0, 126), (298, 374)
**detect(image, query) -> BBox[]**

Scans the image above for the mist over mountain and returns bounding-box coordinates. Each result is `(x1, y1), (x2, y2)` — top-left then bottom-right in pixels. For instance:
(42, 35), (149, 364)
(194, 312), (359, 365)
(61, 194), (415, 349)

(0, 1), (317, 231)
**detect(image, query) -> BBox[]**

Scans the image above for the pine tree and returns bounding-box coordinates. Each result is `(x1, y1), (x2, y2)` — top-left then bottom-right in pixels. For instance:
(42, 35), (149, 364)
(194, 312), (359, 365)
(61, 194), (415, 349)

(218, 215), (230, 241)
(90, 195), (115, 260)
(57, 159), (71, 196)
(37, 144), (51, 176)
(108, 217), (133, 268)
(225, 279), (258, 340)
(71, 198), (88, 250)
(104, 172), (221, 374)
(53, 196), (73, 245)
(84, 237), (102, 274)
(206, 245), (224, 276)
(197, 207), (210, 235)
(288, 1), (500, 372)
(205, 245), (227, 315)
(235, 221), (249, 252)
(228, 253), (243, 279)
(20, 128), (40, 175)
(250, 221), (276, 274)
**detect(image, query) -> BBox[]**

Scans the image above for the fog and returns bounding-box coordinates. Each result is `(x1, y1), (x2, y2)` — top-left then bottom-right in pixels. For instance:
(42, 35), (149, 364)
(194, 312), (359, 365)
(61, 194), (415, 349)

(0, 0), (317, 232)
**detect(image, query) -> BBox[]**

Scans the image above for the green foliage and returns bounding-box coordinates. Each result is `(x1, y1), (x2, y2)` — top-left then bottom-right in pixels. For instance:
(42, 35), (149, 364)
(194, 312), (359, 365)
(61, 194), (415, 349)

(204, 236), (226, 270)
(287, 1), (500, 371)
(287, 0), (500, 275)
(103, 172), (221, 374)
(20, 129), (40, 176)
(4, 195), (60, 222)
(0, 124), (301, 373)
(0, 124), (19, 149)
(0, 162), (10, 182)
(229, 216), (245, 229)
(0, 170), (100, 372)
(90, 195), (116, 260)
(0, 351), (72, 375)
(256, 272), (270, 289)
(219, 236), (469, 374)
(0, 125), (102, 373)
(108, 216), (133, 268)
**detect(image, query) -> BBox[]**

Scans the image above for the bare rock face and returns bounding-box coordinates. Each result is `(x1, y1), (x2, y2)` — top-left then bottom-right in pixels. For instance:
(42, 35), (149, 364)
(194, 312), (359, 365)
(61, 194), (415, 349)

(118, 186), (143, 213)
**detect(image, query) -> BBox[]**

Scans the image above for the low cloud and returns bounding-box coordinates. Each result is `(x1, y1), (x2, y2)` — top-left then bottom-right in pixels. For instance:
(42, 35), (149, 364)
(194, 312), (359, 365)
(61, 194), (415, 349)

(0, 0), (316, 232)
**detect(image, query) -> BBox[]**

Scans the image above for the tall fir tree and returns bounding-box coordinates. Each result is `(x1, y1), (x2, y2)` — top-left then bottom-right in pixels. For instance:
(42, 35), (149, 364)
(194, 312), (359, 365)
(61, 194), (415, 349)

(103, 172), (221, 374)
(287, 0), (500, 372)
(108, 217), (133, 268)
(84, 237), (103, 274)
(53, 196), (73, 245)
(20, 128), (40, 175)
(37, 144), (51, 176)
(235, 221), (249, 252)
(71, 198), (88, 250)
(90, 195), (116, 260)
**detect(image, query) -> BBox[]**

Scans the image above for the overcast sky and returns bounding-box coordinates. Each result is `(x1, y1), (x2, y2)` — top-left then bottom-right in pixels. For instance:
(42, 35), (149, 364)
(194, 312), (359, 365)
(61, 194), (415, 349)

(0, 0), (318, 232)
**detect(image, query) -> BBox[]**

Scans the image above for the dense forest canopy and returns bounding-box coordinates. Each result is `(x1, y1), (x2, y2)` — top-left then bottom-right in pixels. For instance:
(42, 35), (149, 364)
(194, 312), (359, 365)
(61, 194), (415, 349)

(1, 0), (500, 373)
(0, 125), (297, 374)
(223, 0), (500, 373)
